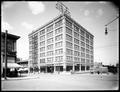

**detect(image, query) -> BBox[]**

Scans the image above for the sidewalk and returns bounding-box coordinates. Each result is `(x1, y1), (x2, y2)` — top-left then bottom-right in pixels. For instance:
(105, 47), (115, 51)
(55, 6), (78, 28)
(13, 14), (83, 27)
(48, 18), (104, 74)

(1, 73), (39, 81)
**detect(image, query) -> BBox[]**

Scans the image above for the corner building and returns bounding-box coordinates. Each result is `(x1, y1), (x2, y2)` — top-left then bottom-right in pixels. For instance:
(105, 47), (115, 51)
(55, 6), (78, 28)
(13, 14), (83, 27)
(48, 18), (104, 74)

(28, 14), (94, 73)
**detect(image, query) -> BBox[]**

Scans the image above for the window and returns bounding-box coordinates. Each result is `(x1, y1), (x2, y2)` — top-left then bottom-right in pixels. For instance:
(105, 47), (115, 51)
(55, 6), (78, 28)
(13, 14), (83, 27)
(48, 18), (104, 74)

(74, 45), (79, 51)
(55, 48), (63, 55)
(86, 44), (89, 49)
(74, 38), (79, 45)
(86, 49), (89, 53)
(40, 53), (45, 57)
(86, 39), (89, 44)
(90, 41), (93, 46)
(40, 35), (45, 41)
(90, 36), (93, 42)
(47, 51), (54, 56)
(40, 59), (45, 63)
(47, 25), (53, 32)
(81, 58), (85, 63)
(90, 55), (93, 59)
(55, 20), (62, 28)
(90, 46), (93, 50)
(66, 41), (73, 49)
(81, 41), (85, 47)
(55, 27), (62, 35)
(80, 36), (85, 41)
(66, 34), (72, 41)
(40, 47), (45, 52)
(55, 56), (63, 62)
(74, 57), (79, 62)
(47, 31), (53, 38)
(55, 34), (63, 41)
(66, 49), (73, 55)
(74, 25), (79, 33)
(81, 52), (85, 57)
(40, 41), (45, 46)
(40, 29), (45, 35)
(81, 47), (85, 52)
(47, 57), (53, 62)
(74, 51), (80, 56)
(66, 19), (72, 28)
(80, 29), (85, 36)
(66, 27), (72, 35)
(74, 32), (79, 39)
(66, 56), (73, 61)
(86, 33), (89, 39)
(86, 59), (89, 63)
(47, 38), (53, 44)
(86, 54), (89, 58)
(55, 41), (62, 48)
(47, 44), (53, 50)
(90, 51), (93, 55)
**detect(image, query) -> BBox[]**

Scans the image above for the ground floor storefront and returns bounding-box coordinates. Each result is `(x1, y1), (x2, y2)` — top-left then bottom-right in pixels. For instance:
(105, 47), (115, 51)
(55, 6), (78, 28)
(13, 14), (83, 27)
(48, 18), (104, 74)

(29, 63), (93, 73)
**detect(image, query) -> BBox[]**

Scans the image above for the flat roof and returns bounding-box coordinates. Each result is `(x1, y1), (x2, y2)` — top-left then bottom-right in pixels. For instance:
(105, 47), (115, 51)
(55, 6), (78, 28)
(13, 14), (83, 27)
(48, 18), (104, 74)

(29, 14), (94, 37)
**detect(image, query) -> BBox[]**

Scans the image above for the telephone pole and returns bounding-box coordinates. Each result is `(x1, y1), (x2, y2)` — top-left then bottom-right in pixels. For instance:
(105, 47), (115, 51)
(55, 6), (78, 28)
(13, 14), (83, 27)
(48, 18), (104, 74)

(4, 30), (8, 80)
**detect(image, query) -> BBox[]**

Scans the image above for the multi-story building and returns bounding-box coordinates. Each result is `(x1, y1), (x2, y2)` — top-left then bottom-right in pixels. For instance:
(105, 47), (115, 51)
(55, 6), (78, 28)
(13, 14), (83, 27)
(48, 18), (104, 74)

(28, 14), (94, 73)
(1, 32), (20, 76)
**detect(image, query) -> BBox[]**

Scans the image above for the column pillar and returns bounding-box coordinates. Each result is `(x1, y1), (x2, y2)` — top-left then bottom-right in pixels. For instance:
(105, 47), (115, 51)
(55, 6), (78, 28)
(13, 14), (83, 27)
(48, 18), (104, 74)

(54, 64), (56, 73)
(79, 64), (81, 72)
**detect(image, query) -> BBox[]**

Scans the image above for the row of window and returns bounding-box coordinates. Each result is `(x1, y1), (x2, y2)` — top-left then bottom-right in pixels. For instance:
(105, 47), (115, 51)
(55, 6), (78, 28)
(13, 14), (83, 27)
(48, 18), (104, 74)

(47, 51), (54, 56)
(47, 38), (54, 44)
(40, 53), (45, 57)
(40, 41), (45, 46)
(66, 41), (73, 49)
(55, 20), (63, 28)
(55, 34), (63, 41)
(55, 56), (63, 62)
(47, 44), (53, 50)
(66, 49), (73, 55)
(55, 27), (63, 35)
(39, 57), (93, 63)
(40, 51), (93, 58)
(55, 41), (62, 48)
(47, 31), (53, 38)
(55, 48), (63, 55)
(47, 25), (53, 32)
(47, 57), (54, 63)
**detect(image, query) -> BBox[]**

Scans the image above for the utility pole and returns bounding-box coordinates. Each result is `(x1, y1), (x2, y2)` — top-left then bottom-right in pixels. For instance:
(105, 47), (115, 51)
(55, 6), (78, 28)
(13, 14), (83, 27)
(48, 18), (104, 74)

(4, 30), (8, 80)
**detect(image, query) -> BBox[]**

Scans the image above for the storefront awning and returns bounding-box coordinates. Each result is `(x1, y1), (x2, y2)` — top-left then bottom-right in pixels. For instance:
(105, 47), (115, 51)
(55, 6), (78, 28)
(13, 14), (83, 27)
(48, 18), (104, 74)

(2, 63), (23, 68)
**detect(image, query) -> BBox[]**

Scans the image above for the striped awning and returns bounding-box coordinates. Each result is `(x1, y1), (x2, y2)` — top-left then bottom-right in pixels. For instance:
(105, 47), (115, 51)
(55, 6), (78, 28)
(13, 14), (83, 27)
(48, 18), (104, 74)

(2, 63), (23, 68)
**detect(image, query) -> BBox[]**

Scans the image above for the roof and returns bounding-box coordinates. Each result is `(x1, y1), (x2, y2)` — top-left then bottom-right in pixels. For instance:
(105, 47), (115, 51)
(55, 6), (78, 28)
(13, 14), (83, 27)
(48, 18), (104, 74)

(1, 32), (20, 40)
(29, 14), (94, 37)
(2, 63), (23, 68)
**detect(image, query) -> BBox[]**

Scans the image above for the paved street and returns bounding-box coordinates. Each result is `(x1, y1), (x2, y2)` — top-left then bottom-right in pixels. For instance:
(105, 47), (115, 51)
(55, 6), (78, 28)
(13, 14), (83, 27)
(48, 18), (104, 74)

(2, 73), (119, 91)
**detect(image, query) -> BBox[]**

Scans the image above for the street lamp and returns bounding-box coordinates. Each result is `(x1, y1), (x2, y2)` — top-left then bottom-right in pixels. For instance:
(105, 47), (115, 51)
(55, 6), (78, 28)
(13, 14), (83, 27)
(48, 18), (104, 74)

(105, 26), (108, 35)
(105, 16), (119, 35)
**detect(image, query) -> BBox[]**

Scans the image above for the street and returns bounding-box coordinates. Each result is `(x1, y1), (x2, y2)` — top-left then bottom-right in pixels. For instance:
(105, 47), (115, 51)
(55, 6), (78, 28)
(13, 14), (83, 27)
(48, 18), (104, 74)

(2, 73), (119, 90)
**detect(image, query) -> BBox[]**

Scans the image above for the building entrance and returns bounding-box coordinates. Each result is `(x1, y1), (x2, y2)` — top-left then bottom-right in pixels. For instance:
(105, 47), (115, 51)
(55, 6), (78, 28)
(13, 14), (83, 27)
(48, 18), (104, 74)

(47, 66), (54, 73)
(66, 66), (73, 71)
(56, 66), (63, 71)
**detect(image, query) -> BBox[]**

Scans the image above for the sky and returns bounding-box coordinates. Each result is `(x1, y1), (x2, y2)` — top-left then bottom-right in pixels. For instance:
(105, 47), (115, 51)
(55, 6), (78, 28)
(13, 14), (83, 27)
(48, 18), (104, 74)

(1, 1), (119, 65)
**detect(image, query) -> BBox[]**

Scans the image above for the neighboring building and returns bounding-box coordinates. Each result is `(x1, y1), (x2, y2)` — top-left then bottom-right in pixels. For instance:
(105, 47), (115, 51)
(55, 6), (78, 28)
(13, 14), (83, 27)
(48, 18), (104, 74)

(94, 62), (102, 68)
(1, 32), (20, 76)
(28, 14), (94, 73)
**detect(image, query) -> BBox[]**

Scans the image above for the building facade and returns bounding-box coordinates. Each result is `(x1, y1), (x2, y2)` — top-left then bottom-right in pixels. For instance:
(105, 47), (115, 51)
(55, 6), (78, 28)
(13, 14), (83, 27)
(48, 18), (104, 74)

(28, 14), (94, 73)
(1, 32), (20, 75)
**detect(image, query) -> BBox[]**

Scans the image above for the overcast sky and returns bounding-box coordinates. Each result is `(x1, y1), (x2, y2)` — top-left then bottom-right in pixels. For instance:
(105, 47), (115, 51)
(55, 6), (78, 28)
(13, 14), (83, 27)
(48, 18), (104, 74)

(2, 1), (119, 65)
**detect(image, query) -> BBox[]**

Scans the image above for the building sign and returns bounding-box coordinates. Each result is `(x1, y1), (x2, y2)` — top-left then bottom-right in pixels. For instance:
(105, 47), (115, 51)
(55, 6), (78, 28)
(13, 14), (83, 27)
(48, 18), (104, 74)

(56, 2), (71, 17)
